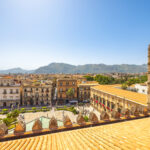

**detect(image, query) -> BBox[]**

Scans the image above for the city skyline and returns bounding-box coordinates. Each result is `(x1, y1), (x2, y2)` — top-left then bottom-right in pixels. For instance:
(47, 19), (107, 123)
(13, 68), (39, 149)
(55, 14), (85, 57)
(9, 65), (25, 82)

(0, 0), (150, 69)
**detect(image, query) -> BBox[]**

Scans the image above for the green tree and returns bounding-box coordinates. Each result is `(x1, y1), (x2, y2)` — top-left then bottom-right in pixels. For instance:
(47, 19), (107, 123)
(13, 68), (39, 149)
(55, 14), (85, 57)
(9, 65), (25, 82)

(139, 75), (147, 83)
(66, 88), (74, 99)
(94, 75), (115, 84)
(84, 75), (94, 81)
(121, 83), (128, 90)
(84, 116), (89, 122)
(2, 109), (8, 114)
(11, 109), (20, 118)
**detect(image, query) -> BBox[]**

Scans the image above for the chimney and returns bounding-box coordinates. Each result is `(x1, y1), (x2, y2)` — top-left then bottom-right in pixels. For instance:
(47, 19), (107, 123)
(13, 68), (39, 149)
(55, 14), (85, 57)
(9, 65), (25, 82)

(147, 44), (150, 109)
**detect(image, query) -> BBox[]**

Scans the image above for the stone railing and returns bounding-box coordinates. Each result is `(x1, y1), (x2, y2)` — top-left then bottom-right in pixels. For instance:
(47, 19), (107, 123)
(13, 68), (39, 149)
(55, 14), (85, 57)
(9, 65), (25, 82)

(0, 110), (150, 141)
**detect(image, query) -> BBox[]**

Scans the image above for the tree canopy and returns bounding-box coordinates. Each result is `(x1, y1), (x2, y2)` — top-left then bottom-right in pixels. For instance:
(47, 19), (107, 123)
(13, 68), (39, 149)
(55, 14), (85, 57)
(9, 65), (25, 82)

(66, 88), (74, 98)
(84, 74), (147, 85)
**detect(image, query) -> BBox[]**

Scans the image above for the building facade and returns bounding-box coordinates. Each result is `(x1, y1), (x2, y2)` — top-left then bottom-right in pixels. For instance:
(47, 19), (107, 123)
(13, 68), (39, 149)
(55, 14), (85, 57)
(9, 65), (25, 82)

(78, 82), (99, 101)
(22, 82), (52, 106)
(90, 85), (147, 114)
(0, 77), (20, 107)
(57, 79), (77, 104)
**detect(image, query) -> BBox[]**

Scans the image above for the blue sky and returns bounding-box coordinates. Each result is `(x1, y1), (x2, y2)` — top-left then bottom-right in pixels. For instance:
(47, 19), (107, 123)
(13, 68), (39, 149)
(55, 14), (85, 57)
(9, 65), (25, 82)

(0, 0), (150, 69)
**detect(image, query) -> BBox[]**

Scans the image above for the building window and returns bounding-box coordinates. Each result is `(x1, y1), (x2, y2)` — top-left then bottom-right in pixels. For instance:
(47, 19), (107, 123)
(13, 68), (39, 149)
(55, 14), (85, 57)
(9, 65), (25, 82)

(60, 82), (62, 86)
(3, 96), (7, 99)
(72, 88), (75, 92)
(46, 88), (49, 92)
(10, 89), (13, 94)
(35, 93), (39, 97)
(3, 89), (7, 94)
(41, 89), (44, 93)
(60, 88), (63, 92)
(24, 93), (27, 97)
(16, 89), (19, 94)
(66, 82), (69, 86)
(72, 82), (75, 85)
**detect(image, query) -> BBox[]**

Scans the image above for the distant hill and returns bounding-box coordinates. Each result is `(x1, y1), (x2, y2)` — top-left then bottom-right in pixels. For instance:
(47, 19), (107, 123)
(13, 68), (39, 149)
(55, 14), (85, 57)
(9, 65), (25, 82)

(35, 63), (76, 74)
(0, 68), (34, 74)
(34, 63), (147, 74)
(0, 63), (147, 74)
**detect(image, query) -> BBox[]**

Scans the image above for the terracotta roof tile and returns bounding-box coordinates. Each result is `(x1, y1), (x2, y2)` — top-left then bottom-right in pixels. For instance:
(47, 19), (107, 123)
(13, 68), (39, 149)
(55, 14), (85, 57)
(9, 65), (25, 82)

(1, 118), (150, 149)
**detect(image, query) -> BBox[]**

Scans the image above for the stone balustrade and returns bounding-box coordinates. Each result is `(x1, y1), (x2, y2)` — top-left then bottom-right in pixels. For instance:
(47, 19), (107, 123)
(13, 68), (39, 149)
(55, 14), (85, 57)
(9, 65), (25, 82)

(63, 115), (72, 127)
(49, 116), (58, 130)
(89, 112), (98, 123)
(76, 114), (86, 125)
(32, 119), (43, 132)
(14, 121), (26, 134)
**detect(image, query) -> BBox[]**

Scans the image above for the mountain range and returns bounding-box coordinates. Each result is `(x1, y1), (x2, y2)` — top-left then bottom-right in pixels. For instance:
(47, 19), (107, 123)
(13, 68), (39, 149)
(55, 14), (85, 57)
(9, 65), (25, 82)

(0, 63), (147, 74)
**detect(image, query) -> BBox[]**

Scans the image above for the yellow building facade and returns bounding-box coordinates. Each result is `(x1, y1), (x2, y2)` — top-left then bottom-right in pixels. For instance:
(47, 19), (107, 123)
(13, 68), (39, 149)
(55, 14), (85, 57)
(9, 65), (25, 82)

(57, 79), (77, 104)
(91, 85), (147, 113)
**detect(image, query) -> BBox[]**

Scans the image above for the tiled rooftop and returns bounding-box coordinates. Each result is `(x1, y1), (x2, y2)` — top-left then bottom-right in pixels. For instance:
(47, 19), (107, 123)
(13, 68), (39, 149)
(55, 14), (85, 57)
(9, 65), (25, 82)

(1, 118), (150, 150)
(78, 83), (99, 86)
(92, 85), (147, 105)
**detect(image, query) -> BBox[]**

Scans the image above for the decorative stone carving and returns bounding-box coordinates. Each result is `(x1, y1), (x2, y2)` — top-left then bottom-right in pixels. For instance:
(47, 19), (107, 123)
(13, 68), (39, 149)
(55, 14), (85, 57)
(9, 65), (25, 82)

(14, 121), (26, 134)
(89, 112), (99, 123)
(76, 114), (86, 125)
(0, 123), (8, 136)
(32, 119), (42, 132)
(63, 116), (72, 127)
(100, 111), (109, 121)
(49, 116), (58, 130)
(111, 110), (120, 119)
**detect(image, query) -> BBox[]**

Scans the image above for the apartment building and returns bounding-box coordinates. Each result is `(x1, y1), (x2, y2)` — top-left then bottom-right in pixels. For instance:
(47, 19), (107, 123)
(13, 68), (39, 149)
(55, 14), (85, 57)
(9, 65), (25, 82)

(0, 76), (21, 107)
(78, 81), (99, 101)
(57, 79), (77, 104)
(22, 81), (52, 106)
